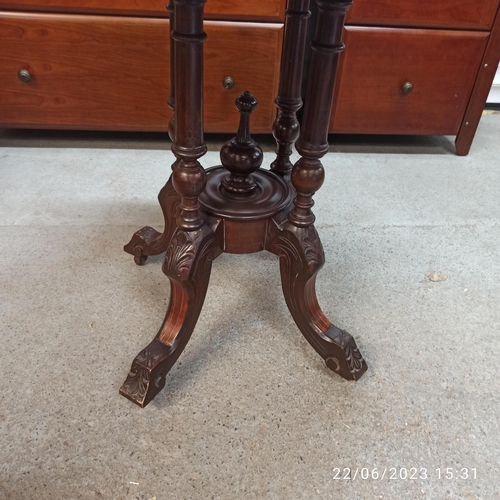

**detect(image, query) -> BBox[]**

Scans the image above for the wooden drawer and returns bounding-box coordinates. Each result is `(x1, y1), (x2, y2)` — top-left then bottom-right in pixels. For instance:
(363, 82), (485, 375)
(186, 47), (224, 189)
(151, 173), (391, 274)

(347, 0), (500, 31)
(330, 27), (488, 135)
(0, 12), (282, 133)
(0, 0), (286, 22)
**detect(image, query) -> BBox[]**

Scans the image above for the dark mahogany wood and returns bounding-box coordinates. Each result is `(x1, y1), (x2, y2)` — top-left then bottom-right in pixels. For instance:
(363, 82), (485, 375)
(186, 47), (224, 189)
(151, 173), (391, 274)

(290, 0), (351, 228)
(124, 0), (178, 265)
(167, 0), (176, 136)
(121, 0), (367, 408)
(268, 0), (367, 380)
(271, 0), (311, 178)
(265, 217), (367, 380)
(121, 0), (220, 406)
(330, 27), (488, 136)
(346, 0), (500, 31)
(220, 91), (264, 196)
(170, 0), (207, 232)
(123, 179), (180, 265)
(120, 220), (222, 407)
(199, 93), (291, 222)
(456, 2), (500, 155)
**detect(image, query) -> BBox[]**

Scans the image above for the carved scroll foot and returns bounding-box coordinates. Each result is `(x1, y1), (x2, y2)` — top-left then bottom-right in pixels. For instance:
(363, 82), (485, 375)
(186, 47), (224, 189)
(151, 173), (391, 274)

(124, 177), (180, 265)
(323, 325), (367, 381)
(119, 339), (171, 407)
(266, 219), (368, 381)
(120, 220), (221, 407)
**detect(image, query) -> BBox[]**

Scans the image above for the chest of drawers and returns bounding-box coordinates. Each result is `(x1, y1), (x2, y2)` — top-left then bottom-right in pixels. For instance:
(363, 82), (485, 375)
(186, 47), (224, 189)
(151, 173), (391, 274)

(0, 0), (285, 133)
(1, 0), (499, 155)
(329, 0), (500, 155)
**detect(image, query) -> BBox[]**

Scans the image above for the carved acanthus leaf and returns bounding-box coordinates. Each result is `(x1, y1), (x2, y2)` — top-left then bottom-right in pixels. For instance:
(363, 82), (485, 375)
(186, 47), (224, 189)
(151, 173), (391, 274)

(301, 235), (323, 268)
(121, 366), (150, 401)
(344, 342), (365, 374)
(136, 345), (167, 369)
(164, 231), (197, 280)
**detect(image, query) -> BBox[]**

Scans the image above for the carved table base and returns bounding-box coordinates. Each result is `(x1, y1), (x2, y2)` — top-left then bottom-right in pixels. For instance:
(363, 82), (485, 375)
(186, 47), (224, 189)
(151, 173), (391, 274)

(121, 171), (367, 408)
(120, 0), (367, 408)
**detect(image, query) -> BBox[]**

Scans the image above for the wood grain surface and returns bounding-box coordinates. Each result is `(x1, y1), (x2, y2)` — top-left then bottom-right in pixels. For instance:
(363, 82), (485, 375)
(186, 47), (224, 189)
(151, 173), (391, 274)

(330, 26), (488, 135)
(346, 0), (500, 30)
(0, 12), (282, 132)
(0, 0), (286, 21)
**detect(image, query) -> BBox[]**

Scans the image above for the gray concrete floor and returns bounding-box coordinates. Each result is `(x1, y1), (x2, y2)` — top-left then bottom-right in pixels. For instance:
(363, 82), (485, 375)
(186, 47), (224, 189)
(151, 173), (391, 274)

(1, 118), (500, 500)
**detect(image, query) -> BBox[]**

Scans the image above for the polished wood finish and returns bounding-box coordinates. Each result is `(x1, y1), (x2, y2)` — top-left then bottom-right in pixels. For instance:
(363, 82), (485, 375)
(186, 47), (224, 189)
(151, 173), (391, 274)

(121, 0), (367, 408)
(220, 92), (263, 195)
(170, 0), (207, 232)
(456, 3), (500, 155)
(266, 218), (367, 380)
(330, 26), (488, 135)
(121, 0), (221, 407)
(328, 0), (497, 153)
(222, 219), (268, 254)
(346, 0), (500, 31)
(120, 220), (221, 407)
(167, 0), (176, 131)
(291, 0), (351, 227)
(0, 12), (282, 132)
(2, 0), (495, 153)
(272, 2), (367, 379)
(271, 0), (310, 178)
(205, 21), (283, 133)
(0, 0), (287, 21)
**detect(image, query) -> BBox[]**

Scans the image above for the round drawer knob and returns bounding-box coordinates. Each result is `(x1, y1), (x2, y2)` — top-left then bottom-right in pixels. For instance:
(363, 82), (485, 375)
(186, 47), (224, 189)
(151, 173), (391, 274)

(401, 82), (413, 94)
(222, 76), (235, 90)
(18, 69), (31, 83)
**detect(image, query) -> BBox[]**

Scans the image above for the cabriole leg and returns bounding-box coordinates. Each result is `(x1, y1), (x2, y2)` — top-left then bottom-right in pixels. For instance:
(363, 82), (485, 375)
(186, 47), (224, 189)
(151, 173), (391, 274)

(267, 220), (367, 380)
(120, 222), (220, 407)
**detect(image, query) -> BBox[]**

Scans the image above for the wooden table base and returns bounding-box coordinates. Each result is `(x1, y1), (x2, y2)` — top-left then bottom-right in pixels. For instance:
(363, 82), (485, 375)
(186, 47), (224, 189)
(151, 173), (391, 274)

(119, 0), (367, 408)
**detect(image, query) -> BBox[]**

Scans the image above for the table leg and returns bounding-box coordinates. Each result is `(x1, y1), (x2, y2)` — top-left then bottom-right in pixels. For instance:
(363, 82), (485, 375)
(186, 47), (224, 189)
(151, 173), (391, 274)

(270, 0), (368, 378)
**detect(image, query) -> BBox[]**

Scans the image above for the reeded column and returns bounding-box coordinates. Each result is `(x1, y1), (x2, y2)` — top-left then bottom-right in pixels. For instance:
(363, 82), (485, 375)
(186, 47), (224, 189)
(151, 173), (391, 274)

(289, 0), (352, 227)
(171, 0), (207, 231)
(270, 0), (311, 178)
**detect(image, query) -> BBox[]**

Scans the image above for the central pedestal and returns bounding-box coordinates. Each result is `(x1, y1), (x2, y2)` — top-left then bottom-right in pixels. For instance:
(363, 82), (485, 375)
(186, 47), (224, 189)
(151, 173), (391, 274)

(199, 167), (292, 253)
(200, 167), (292, 221)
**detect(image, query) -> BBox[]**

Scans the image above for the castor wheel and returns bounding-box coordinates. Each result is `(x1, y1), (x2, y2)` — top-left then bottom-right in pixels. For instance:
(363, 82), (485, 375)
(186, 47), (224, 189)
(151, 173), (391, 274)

(133, 248), (148, 266)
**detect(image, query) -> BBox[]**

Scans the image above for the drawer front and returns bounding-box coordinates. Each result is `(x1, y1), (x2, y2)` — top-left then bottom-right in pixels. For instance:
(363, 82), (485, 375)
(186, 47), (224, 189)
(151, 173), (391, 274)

(0, 13), (282, 133)
(347, 0), (500, 30)
(330, 27), (488, 135)
(0, 0), (286, 21)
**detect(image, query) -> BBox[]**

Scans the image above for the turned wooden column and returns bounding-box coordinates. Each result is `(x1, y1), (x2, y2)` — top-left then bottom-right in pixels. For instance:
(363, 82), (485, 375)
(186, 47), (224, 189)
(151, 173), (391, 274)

(290, 0), (352, 227)
(171, 0), (207, 231)
(271, 0), (311, 178)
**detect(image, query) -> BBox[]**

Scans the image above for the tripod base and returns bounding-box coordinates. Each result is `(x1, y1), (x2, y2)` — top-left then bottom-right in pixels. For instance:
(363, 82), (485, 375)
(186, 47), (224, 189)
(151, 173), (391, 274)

(120, 168), (367, 408)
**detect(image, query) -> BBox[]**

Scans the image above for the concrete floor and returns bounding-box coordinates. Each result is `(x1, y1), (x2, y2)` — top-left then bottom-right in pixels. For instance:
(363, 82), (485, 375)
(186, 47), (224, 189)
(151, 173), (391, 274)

(1, 118), (500, 500)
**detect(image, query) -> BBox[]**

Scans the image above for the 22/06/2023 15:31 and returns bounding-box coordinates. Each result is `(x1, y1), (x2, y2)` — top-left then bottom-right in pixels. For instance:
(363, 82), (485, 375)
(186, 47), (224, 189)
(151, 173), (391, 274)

(332, 467), (478, 481)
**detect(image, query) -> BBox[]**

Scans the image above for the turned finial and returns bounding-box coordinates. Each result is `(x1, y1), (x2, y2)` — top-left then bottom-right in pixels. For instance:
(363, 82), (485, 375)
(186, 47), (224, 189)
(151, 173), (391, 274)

(220, 91), (263, 196)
